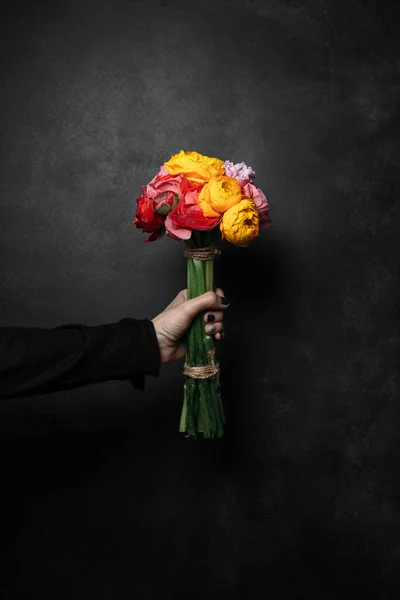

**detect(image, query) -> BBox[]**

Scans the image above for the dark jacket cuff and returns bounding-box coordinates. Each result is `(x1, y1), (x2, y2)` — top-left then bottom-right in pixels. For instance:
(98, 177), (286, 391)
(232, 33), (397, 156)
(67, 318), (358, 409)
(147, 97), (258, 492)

(116, 318), (161, 390)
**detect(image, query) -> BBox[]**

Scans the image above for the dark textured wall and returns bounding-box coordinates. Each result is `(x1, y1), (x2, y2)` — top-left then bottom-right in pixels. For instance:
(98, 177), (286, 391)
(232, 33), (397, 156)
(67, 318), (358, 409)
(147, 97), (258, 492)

(1, 1), (399, 598)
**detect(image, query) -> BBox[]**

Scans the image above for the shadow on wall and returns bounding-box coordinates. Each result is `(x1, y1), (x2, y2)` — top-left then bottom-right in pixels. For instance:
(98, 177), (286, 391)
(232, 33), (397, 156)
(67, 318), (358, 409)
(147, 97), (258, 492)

(215, 228), (320, 459)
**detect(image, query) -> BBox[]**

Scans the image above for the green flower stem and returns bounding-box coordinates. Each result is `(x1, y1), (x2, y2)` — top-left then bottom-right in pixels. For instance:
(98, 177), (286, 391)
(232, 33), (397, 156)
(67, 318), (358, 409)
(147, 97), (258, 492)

(179, 386), (188, 432)
(205, 258), (214, 293)
(180, 231), (224, 438)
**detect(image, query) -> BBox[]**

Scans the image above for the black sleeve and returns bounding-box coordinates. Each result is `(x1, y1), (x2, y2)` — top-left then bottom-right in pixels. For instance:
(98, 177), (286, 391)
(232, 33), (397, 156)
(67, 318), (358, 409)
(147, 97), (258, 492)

(0, 318), (161, 400)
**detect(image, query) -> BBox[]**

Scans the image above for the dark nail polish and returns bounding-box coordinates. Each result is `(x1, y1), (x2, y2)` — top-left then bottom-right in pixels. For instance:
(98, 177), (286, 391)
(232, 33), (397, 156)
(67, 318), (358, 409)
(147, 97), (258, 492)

(207, 314), (216, 322)
(220, 297), (230, 305)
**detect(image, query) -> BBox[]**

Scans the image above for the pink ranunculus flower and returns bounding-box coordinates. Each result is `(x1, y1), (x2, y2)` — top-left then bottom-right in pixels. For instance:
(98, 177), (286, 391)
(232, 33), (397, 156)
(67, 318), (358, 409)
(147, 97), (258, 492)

(224, 160), (256, 181)
(147, 165), (169, 187)
(145, 168), (190, 200)
(242, 182), (271, 227)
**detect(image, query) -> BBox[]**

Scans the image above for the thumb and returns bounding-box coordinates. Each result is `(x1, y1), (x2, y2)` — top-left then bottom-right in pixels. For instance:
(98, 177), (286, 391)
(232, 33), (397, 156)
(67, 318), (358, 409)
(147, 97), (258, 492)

(182, 291), (226, 320)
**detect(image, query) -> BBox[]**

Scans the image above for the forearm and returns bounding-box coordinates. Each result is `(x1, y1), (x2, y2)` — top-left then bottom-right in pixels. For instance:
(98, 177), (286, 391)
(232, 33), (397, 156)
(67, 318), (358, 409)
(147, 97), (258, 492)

(0, 318), (161, 400)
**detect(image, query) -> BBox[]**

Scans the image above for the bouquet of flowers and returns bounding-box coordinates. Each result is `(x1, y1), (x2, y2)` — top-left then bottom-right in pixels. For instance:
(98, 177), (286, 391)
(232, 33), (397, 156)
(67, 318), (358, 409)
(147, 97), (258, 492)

(133, 150), (271, 438)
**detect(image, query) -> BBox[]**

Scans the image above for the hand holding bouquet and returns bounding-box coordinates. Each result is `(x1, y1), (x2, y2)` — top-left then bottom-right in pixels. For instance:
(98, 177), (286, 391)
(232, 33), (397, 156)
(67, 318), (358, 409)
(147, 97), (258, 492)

(133, 150), (271, 438)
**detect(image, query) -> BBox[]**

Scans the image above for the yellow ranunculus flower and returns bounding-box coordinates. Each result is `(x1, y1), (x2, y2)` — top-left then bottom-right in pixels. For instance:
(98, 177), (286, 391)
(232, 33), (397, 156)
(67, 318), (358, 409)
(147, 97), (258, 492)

(198, 176), (242, 217)
(220, 198), (260, 246)
(164, 149), (225, 184)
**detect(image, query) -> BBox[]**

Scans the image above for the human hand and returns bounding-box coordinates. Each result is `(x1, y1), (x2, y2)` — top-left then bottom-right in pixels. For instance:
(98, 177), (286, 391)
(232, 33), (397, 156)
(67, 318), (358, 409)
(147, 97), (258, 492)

(151, 289), (229, 364)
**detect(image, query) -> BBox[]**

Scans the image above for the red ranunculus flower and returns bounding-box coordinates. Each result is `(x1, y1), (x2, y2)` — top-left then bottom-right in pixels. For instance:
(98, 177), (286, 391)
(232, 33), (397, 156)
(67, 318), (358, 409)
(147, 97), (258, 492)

(133, 194), (164, 243)
(165, 186), (220, 240)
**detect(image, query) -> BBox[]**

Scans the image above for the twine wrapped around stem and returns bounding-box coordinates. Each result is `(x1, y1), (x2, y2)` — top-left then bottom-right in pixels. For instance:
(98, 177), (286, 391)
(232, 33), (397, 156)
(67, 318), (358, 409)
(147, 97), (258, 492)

(183, 363), (220, 380)
(184, 247), (221, 260)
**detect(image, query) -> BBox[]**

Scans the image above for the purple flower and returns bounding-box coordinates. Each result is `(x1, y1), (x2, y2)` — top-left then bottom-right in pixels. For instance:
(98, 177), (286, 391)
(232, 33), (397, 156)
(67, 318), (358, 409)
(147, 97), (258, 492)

(224, 160), (256, 181)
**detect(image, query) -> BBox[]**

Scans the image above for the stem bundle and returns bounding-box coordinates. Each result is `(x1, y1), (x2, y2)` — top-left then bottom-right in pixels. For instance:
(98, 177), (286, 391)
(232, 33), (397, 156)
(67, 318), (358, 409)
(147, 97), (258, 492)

(179, 230), (225, 438)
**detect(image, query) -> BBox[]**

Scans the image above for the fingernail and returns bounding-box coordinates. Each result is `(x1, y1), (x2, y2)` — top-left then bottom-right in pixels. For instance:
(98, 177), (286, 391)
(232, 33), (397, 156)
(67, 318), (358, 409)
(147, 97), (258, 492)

(220, 297), (230, 305)
(207, 325), (216, 333)
(206, 314), (215, 322)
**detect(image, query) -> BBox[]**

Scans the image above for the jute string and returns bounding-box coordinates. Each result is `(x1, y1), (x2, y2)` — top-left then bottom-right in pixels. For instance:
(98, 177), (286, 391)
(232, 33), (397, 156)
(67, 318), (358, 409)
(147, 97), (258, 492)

(183, 362), (220, 380)
(184, 247), (220, 260)
(184, 348), (220, 384)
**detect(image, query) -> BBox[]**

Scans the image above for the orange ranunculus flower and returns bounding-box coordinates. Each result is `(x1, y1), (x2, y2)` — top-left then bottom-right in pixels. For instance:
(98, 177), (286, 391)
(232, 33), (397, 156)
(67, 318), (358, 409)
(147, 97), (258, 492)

(198, 176), (243, 217)
(164, 150), (225, 184)
(220, 198), (260, 246)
